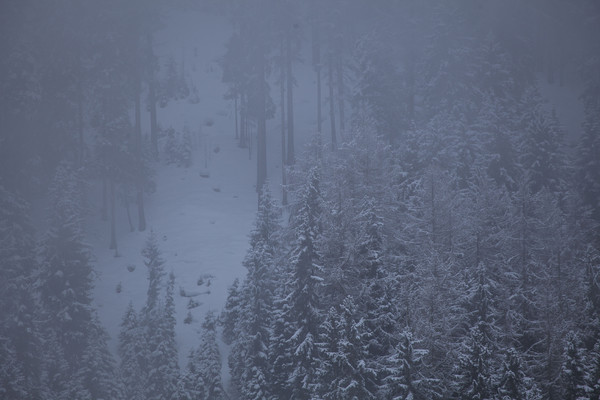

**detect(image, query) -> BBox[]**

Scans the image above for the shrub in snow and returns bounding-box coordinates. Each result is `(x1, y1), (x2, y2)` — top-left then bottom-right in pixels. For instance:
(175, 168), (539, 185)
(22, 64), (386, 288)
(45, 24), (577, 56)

(163, 127), (192, 168)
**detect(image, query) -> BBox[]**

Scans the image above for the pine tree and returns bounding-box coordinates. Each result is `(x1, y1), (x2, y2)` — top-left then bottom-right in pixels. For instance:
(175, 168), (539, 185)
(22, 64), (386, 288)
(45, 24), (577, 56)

(317, 297), (376, 400)
(585, 339), (600, 400)
(561, 332), (588, 400)
(142, 230), (166, 312)
(497, 348), (542, 400)
(118, 303), (146, 400)
(71, 315), (122, 400)
(453, 323), (495, 400)
(517, 86), (566, 195)
(222, 278), (242, 346)
(37, 165), (94, 368)
(268, 290), (295, 399)
(148, 272), (179, 399)
(0, 185), (42, 399)
(286, 166), (324, 399)
(577, 55), (600, 245)
(176, 349), (203, 400)
(238, 185), (281, 400)
(384, 329), (436, 400)
(197, 312), (226, 400)
(355, 198), (398, 394)
(140, 235), (179, 400)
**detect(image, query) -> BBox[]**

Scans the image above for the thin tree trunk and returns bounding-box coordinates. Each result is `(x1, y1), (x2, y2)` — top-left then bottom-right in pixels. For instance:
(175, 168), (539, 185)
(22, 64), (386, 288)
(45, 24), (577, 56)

(335, 39), (345, 141)
(101, 177), (108, 221)
(77, 51), (84, 167)
(125, 194), (134, 232)
(148, 34), (158, 161)
(135, 70), (146, 232)
(234, 94), (239, 139)
(280, 39), (288, 206)
(257, 46), (267, 195)
(286, 28), (295, 166)
(431, 174), (436, 247)
(327, 52), (336, 151)
(311, 1), (322, 135)
(317, 65), (322, 134)
(109, 178), (117, 251)
(239, 93), (247, 148)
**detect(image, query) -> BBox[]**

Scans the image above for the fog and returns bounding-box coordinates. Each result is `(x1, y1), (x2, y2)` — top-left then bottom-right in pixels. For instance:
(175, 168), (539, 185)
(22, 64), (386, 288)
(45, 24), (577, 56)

(1, 1), (600, 399)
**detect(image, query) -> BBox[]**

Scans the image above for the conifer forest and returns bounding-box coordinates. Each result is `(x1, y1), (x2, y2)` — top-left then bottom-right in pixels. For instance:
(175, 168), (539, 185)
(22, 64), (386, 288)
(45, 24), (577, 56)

(2, 1), (600, 399)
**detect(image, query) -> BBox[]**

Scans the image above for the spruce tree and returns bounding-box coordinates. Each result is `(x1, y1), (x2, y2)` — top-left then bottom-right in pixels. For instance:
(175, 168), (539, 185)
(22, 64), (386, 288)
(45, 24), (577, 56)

(317, 297), (376, 400)
(0, 185), (42, 399)
(197, 312), (226, 400)
(561, 332), (588, 400)
(497, 348), (542, 400)
(118, 303), (146, 400)
(37, 165), (94, 368)
(385, 329), (436, 400)
(71, 315), (123, 400)
(286, 166), (324, 399)
(221, 278), (242, 346)
(238, 185), (281, 399)
(140, 234), (179, 400)
(454, 323), (495, 400)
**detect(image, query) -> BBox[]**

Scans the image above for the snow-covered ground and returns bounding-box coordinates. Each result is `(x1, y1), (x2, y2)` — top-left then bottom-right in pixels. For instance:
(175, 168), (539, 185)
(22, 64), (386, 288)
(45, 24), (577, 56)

(87, 7), (586, 395)
(87, 8), (320, 390)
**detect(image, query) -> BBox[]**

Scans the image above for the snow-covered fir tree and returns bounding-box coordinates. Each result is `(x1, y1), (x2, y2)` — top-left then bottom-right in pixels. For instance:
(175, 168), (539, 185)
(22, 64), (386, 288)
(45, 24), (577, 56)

(496, 348), (541, 400)
(0, 185), (42, 399)
(384, 329), (437, 400)
(561, 332), (589, 400)
(189, 311), (225, 400)
(286, 166), (325, 399)
(317, 297), (376, 399)
(118, 303), (147, 400)
(237, 184), (281, 399)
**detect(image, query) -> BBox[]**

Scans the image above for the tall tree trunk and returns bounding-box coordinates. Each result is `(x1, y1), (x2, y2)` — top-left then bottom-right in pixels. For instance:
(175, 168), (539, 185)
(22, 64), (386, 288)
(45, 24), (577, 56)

(239, 93), (247, 148)
(148, 34), (158, 161)
(335, 39), (345, 141)
(109, 178), (117, 251)
(327, 52), (336, 151)
(316, 65), (322, 134)
(311, 1), (321, 135)
(135, 71), (146, 232)
(286, 28), (295, 166)
(280, 39), (288, 206)
(76, 48), (84, 167)
(125, 193), (134, 232)
(234, 94), (239, 139)
(101, 177), (108, 221)
(257, 49), (267, 196)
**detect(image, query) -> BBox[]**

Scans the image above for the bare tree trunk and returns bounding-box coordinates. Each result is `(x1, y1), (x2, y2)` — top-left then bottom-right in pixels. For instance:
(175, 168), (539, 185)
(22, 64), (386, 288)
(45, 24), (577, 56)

(286, 28), (295, 166)
(280, 40), (288, 206)
(148, 34), (159, 161)
(135, 71), (146, 232)
(327, 52), (336, 151)
(317, 65), (322, 134)
(311, 1), (322, 135)
(77, 50), (84, 167)
(335, 39), (345, 141)
(257, 47), (267, 196)
(109, 178), (117, 251)
(125, 193), (134, 232)
(101, 177), (108, 221)
(234, 94), (239, 139)
(239, 93), (247, 148)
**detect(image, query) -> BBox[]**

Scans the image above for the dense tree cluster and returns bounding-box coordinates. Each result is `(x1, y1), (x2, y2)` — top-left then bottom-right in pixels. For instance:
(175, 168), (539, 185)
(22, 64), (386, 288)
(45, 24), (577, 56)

(222, 2), (600, 400)
(1, 0), (600, 399)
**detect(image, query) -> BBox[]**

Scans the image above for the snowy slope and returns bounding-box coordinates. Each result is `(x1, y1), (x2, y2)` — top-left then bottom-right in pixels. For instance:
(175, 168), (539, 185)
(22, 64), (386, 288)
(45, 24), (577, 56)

(88, 7), (321, 390)
(88, 9), (255, 381)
